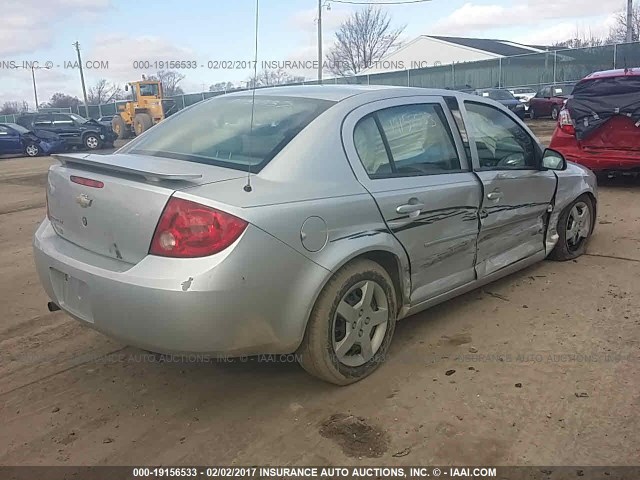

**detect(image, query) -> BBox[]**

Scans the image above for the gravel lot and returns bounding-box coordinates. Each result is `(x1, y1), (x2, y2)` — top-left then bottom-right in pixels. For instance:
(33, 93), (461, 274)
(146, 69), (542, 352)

(0, 121), (638, 466)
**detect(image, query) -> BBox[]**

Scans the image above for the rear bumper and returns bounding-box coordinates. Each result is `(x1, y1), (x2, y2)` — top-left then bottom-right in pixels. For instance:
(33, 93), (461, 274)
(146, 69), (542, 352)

(550, 129), (640, 172)
(33, 220), (329, 356)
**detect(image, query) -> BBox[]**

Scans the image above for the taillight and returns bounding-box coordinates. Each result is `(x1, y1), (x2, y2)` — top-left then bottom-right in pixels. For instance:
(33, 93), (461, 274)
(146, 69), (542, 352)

(70, 176), (104, 188)
(558, 109), (575, 136)
(149, 197), (248, 258)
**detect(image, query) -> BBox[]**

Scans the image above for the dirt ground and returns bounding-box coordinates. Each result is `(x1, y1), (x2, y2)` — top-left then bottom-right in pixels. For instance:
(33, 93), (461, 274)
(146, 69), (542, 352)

(0, 121), (638, 466)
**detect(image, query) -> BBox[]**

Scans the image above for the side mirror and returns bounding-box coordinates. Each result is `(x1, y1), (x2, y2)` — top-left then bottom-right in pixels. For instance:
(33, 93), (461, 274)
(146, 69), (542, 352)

(542, 148), (567, 171)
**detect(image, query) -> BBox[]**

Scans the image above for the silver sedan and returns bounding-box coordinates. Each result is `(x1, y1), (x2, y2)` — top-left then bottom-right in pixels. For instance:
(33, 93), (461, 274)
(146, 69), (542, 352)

(34, 86), (597, 384)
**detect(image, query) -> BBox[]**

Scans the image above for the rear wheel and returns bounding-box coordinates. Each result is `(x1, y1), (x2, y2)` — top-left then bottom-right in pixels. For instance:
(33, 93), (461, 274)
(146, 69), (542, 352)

(112, 115), (129, 140)
(24, 143), (41, 157)
(297, 259), (397, 385)
(551, 106), (560, 120)
(549, 194), (595, 261)
(133, 113), (153, 136)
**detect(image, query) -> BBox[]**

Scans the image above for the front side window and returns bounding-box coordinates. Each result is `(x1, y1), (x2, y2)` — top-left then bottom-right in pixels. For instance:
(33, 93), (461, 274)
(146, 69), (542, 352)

(122, 95), (334, 172)
(464, 102), (537, 170)
(139, 83), (159, 96)
(53, 114), (74, 125)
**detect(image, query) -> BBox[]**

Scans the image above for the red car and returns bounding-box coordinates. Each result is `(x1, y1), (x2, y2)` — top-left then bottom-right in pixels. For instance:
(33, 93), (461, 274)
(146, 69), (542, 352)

(529, 84), (575, 119)
(549, 68), (640, 175)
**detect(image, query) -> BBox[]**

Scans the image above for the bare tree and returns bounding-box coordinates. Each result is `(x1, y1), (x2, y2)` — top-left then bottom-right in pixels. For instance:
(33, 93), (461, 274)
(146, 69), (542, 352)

(607, 3), (640, 42)
(87, 79), (122, 105)
(246, 69), (306, 88)
(0, 101), (20, 115)
(209, 81), (235, 92)
(553, 27), (605, 48)
(45, 93), (82, 109)
(150, 70), (186, 96)
(325, 6), (405, 76)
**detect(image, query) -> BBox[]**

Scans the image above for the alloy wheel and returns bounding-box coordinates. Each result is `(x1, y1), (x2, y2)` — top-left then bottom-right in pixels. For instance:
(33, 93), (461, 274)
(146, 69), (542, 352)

(25, 145), (39, 157)
(86, 136), (99, 149)
(332, 280), (389, 367)
(566, 201), (591, 251)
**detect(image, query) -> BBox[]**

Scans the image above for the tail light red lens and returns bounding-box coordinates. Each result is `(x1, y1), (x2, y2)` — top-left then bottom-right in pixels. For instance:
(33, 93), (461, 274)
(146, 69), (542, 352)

(70, 175), (104, 188)
(149, 197), (248, 258)
(558, 108), (576, 136)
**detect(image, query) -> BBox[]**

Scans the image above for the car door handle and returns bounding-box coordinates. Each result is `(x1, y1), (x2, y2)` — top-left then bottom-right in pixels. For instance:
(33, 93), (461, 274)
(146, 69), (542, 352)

(486, 191), (503, 201)
(396, 203), (425, 215)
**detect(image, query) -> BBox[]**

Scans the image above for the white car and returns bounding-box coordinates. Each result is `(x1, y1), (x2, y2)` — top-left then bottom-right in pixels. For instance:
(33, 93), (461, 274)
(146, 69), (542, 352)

(510, 87), (537, 113)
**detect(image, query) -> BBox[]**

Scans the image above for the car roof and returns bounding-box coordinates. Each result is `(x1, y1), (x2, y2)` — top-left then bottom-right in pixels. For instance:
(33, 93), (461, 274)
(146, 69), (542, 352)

(582, 67), (640, 80)
(222, 84), (466, 102)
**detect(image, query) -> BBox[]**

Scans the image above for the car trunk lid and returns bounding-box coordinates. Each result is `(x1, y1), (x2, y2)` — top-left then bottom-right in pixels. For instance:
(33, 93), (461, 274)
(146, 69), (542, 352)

(580, 115), (640, 155)
(47, 153), (245, 264)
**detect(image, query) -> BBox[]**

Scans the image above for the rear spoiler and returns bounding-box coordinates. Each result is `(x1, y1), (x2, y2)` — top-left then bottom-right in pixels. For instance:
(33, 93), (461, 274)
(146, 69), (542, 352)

(52, 153), (203, 182)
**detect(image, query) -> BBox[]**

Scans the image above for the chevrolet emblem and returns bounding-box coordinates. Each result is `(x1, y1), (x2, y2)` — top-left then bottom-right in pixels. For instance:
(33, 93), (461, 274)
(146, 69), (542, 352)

(76, 193), (93, 208)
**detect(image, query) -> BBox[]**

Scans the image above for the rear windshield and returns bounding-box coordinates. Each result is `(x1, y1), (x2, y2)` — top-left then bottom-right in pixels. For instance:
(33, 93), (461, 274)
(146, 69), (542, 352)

(480, 90), (515, 100)
(121, 95), (335, 171)
(552, 85), (574, 96)
(572, 75), (640, 97)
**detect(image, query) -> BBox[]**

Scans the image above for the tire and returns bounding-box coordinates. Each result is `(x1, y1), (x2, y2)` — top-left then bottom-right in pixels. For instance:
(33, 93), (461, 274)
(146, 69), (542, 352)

(133, 113), (153, 136)
(549, 194), (595, 261)
(112, 115), (129, 140)
(24, 143), (41, 157)
(83, 133), (101, 150)
(551, 106), (560, 121)
(297, 259), (397, 385)
(529, 107), (536, 119)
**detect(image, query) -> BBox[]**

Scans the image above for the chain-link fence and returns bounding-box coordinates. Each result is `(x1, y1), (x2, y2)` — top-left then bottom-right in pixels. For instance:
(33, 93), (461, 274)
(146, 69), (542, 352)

(1, 40), (638, 123)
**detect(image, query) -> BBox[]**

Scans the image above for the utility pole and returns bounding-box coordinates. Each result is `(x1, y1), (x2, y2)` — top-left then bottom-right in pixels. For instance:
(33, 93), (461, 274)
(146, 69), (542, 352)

(318, 0), (323, 83)
(626, 0), (634, 43)
(31, 67), (40, 110)
(73, 41), (90, 117)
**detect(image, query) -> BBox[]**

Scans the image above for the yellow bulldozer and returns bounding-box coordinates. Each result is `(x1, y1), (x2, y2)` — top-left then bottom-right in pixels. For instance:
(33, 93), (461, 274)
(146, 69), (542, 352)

(111, 79), (177, 139)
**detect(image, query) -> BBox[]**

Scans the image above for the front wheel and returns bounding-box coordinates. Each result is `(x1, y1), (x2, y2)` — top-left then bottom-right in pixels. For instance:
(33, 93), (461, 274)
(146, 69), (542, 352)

(297, 259), (397, 385)
(549, 195), (595, 261)
(551, 106), (560, 120)
(83, 133), (101, 150)
(24, 143), (41, 157)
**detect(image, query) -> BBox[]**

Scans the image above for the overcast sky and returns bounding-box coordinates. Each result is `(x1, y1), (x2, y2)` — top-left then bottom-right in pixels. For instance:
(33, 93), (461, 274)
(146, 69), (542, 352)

(0, 0), (625, 107)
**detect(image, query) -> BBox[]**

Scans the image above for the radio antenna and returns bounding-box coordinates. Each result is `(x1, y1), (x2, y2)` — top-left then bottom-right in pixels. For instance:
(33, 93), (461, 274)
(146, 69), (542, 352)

(244, 0), (260, 193)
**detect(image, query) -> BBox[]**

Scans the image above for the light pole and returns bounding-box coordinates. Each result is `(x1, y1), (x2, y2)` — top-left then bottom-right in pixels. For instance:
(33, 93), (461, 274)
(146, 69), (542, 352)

(317, 0), (331, 83)
(626, 0), (634, 43)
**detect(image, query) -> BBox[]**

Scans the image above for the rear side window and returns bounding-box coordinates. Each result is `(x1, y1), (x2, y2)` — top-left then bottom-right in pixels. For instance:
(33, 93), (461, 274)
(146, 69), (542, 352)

(353, 116), (390, 176)
(122, 96), (335, 172)
(34, 115), (52, 126)
(353, 103), (461, 178)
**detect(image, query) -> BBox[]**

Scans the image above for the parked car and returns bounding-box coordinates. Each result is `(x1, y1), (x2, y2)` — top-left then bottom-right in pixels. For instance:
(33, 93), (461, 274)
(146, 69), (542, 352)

(446, 84), (475, 94)
(509, 87), (537, 115)
(0, 122), (66, 157)
(34, 86), (597, 384)
(97, 115), (114, 128)
(474, 88), (526, 118)
(549, 68), (640, 176)
(528, 84), (575, 120)
(16, 112), (117, 150)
